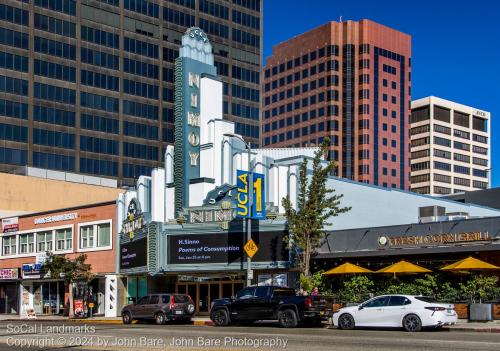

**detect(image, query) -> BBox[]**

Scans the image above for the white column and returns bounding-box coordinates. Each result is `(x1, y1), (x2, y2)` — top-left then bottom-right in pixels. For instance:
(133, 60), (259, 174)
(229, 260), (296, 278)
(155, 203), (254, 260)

(105, 275), (118, 317)
(151, 168), (166, 222)
(165, 145), (174, 184)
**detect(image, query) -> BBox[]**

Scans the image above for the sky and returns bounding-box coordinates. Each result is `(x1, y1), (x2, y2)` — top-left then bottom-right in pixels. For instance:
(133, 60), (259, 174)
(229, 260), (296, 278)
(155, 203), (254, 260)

(263, 0), (500, 187)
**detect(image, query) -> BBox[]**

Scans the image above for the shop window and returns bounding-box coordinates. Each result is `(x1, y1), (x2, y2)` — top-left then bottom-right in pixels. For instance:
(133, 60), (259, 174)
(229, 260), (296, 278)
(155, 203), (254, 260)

(37, 231), (53, 252)
(2, 235), (16, 255)
(56, 228), (72, 251)
(79, 222), (111, 250)
(19, 234), (34, 254)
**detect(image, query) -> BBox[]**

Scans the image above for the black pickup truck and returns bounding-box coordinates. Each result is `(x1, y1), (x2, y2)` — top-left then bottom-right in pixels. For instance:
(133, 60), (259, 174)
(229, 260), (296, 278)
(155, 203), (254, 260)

(210, 286), (334, 328)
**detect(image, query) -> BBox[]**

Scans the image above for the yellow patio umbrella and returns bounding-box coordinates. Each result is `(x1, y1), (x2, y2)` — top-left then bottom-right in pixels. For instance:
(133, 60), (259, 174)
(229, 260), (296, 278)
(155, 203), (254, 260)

(322, 262), (374, 275)
(440, 257), (500, 271)
(376, 260), (432, 275)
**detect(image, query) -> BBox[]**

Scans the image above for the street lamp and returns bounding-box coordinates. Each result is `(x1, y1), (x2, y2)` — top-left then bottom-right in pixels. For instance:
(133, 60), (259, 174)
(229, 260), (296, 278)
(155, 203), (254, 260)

(224, 133), (253, 287)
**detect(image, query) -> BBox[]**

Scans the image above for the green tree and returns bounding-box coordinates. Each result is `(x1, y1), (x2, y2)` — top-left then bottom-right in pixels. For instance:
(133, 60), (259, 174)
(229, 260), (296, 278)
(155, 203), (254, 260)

(338, 276), (374, 304)
(282, 138), (351, 277)
(459, 274), (499, 303)
(44, 253), (94, 316)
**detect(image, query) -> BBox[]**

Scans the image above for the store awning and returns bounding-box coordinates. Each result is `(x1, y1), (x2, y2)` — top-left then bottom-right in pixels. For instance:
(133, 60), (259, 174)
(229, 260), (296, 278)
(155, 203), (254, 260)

(440, 256), (500, 271)
(322, 262), (373, 275)
(376, 260), (431, 274)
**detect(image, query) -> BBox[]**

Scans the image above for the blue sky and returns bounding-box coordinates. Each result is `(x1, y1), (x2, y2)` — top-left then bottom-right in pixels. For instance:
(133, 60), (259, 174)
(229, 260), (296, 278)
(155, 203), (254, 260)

(263, 0), (499, 187)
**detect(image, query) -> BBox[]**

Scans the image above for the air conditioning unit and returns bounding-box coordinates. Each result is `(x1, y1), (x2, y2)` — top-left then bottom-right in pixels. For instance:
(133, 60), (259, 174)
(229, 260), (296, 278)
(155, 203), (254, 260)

(418, 206), (446, 223)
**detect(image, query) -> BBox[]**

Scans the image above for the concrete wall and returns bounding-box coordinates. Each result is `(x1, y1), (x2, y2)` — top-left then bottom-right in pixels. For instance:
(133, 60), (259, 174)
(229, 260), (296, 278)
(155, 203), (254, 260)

(0, 173), (124, 215)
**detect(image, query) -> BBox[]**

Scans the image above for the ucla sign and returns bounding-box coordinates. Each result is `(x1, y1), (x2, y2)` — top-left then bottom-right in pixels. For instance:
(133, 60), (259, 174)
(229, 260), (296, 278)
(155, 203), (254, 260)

(236, 170), (266, 220)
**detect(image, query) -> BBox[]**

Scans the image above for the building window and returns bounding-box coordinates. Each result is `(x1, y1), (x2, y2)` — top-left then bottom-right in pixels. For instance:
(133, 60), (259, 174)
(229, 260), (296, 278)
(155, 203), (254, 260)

(411, 106), (430, 123)
(434, 186), (451, 195)
(2, 235), (16, 255)
(37, 231), (53, 252)
(434, 105), (450, 123)
(454, 111), (469, 128)
(56, 228), (72, 251)
(434, 173), (451, 184)
(79, 222), (111, 250)
(19, 233), (34, 254)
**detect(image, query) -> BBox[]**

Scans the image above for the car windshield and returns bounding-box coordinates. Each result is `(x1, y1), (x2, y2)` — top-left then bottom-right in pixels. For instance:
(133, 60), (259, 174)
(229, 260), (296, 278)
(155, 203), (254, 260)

(415, 296), (438, 303)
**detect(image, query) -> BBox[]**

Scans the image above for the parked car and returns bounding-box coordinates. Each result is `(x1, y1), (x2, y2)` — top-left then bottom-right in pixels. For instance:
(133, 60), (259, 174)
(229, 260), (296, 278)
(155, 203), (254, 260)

(121, 294), (195, 325)
(210, 286), (334, 328)
(332, 295), (457, 332)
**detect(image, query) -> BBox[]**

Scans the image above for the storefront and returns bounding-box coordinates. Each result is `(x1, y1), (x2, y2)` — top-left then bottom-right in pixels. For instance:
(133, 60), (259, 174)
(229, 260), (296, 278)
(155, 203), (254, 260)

(0, 201), (122, 317)
(118, 198), (293, 314)
(0, 268), (19, 314)
(314, 216), (500, 271)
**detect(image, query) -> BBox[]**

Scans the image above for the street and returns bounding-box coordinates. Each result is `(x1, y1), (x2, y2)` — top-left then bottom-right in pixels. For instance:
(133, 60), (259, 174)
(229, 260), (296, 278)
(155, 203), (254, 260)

(0, 321), (499, 351)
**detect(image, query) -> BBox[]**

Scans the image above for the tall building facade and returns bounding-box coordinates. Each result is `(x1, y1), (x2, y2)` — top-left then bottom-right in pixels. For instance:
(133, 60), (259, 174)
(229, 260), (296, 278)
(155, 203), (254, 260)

(0, 0), (261, 186)
(262, 20), (411, 189)
(410, 96), (491, 195)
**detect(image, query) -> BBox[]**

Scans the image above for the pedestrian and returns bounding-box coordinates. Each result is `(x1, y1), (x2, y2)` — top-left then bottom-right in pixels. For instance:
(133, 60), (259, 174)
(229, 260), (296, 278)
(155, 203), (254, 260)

(297, 288), (305, 296)
(312, 287), (319, 296)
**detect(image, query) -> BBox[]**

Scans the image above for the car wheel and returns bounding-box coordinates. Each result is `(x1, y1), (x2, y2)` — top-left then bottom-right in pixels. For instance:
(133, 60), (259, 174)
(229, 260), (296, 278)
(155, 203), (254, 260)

(403, 314), (422, 332)
(278, 309), (298, 328)
(212, 309), (230, 327)
(155, 312), (166, 325)
(122, 312), (132, 325)
(337, 314), (355, 330)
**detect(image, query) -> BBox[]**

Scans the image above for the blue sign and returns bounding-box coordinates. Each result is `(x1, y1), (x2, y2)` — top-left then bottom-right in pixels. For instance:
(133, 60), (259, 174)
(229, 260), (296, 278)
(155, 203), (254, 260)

(236, 170), (266, 220)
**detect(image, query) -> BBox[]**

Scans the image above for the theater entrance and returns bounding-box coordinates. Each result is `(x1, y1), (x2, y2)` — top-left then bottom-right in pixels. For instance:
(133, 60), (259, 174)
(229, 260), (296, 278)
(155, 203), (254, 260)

(175, 278), (244, 315)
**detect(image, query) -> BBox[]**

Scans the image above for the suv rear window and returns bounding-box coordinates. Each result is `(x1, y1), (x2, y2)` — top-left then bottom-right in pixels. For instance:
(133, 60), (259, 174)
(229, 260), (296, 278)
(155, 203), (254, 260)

(174, 295), (190, 303)
(415, 296), (438, 303)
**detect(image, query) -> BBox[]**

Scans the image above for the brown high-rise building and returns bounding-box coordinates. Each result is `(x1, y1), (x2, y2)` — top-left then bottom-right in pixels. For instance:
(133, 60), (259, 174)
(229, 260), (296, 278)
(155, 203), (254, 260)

(262, 20), (411, 189)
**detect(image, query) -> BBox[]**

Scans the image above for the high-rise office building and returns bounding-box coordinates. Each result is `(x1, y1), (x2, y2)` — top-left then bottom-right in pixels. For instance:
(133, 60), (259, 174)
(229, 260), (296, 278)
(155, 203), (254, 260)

(410, 96), (491, 195)
(262, 20), (411, 189)
(0, 0), (261, 185)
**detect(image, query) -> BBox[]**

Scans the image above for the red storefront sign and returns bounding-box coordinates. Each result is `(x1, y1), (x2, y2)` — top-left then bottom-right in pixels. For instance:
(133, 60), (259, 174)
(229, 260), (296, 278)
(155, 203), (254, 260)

(1, 217), (19, 233)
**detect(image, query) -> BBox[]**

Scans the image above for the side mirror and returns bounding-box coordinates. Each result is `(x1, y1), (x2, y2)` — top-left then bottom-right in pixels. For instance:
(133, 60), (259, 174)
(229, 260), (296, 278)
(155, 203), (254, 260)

(358, 305), (364, 310)
(230, 295), (235, 301)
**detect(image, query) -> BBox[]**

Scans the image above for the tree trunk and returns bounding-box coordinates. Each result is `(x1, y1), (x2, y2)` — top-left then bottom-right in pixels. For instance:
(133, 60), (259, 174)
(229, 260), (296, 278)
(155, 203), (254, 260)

(68, 282), (74, 318)
(304, 236), (311, 277)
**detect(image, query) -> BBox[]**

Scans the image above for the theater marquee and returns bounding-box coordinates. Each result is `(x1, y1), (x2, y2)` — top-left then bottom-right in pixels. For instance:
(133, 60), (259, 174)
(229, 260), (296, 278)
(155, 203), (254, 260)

(378, 231), (490, 248)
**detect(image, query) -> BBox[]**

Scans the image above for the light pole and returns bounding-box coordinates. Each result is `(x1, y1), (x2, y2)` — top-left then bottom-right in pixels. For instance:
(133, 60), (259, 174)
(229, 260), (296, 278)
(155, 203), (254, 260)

(224, 133), (253, 287)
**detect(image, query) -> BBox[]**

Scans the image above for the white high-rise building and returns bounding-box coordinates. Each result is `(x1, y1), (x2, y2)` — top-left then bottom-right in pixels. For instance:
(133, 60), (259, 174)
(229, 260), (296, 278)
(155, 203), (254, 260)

(410, 96), (491, 195)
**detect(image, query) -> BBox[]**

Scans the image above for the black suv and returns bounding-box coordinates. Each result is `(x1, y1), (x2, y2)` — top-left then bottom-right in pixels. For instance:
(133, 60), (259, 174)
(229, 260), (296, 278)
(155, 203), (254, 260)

(122, 294), (195, 325)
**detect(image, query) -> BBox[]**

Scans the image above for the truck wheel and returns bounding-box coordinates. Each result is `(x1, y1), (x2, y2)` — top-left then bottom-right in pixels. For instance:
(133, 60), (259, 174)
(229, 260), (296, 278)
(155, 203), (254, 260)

(337, 314), (355, 330)
(212, 309), (230, 326)
(122, 312), (132, 325)
(403, 314), (422, 332)
(279, 309), (298, 328)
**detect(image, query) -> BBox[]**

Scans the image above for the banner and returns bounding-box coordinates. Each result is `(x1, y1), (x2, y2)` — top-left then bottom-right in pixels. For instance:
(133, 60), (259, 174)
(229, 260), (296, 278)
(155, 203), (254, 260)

(236, 170), (266, 220)
(2, 217), (19, 233)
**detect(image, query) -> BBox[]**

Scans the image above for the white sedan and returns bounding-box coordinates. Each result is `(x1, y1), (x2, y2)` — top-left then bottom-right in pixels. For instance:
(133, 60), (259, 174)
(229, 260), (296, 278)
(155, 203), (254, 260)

(332, 295), (457, 332)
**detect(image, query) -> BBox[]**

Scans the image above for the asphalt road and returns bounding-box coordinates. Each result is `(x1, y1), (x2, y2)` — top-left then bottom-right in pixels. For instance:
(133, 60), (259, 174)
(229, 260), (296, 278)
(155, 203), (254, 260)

(0, 321), (499, 351)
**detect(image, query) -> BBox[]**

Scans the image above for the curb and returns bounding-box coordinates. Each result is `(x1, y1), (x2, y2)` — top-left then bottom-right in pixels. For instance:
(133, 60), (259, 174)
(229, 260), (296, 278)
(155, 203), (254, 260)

(448, 327), (500, 333)
(193, 320), (214, 326)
